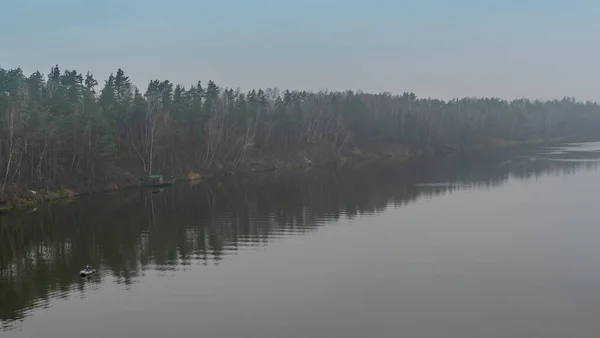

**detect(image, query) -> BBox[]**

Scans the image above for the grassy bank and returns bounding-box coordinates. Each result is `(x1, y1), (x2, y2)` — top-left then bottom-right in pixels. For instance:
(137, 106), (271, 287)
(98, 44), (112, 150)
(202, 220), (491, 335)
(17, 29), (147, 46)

(0, 137), (571, 213)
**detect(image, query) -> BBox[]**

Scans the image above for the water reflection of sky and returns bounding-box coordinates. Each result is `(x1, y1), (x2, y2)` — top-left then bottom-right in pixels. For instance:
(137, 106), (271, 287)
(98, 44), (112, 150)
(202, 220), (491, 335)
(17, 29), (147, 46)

(542, 141), (600, 155)
(3, 142), (600, 334)
(416, 142), (600, 193)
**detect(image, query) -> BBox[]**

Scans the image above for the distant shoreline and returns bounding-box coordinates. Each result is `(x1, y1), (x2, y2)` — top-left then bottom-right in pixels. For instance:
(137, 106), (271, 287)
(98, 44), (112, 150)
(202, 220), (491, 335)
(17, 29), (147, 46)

(3, 65), (600, 211)
(0, 137), (569, 213)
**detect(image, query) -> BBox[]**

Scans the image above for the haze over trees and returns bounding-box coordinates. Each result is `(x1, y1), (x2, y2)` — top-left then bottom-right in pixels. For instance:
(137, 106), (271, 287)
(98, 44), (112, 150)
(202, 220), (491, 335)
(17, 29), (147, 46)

(1, 65), (600, 196)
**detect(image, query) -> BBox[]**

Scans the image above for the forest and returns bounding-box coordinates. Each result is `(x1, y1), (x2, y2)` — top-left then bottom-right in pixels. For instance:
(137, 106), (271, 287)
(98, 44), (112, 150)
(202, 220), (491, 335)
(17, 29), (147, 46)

(2, 65), (600, 200)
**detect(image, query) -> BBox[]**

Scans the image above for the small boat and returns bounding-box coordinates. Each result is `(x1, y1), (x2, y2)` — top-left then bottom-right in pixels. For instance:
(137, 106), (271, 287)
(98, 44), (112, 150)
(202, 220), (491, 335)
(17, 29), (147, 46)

(80, 265), (96, 277)
(142, 174), (175, 187)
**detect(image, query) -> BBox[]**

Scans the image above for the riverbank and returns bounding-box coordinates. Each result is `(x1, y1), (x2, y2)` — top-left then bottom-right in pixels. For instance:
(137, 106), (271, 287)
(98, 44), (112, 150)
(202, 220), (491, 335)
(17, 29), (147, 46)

(0, 137), (571, 213)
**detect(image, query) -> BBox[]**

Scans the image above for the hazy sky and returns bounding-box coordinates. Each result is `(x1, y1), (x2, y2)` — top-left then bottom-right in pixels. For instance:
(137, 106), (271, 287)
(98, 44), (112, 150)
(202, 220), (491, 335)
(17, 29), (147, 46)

(1, 0), (599, 100)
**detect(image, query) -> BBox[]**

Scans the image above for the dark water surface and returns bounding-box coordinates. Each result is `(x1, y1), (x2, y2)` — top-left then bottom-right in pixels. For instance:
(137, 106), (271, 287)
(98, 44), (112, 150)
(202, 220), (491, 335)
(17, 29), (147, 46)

(2, 143), (600, 337)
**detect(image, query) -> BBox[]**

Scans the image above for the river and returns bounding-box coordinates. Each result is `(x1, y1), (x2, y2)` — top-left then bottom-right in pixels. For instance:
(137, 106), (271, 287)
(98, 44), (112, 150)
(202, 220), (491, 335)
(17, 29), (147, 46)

(2, 142), (600, 337)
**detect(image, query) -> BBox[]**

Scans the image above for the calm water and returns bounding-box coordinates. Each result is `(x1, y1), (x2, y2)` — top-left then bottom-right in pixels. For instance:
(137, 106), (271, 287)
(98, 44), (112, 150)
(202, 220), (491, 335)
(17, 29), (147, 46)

(2, 143), (600, 337)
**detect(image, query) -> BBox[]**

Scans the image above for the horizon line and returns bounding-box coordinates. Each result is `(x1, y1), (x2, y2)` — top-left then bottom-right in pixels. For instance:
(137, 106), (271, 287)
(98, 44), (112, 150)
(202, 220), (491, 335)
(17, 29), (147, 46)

(2, 63), (596, 104)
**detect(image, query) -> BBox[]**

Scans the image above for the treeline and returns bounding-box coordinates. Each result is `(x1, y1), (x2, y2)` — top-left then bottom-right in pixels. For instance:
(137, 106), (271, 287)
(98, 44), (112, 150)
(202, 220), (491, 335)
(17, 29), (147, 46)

(1, 65), (600, 197)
